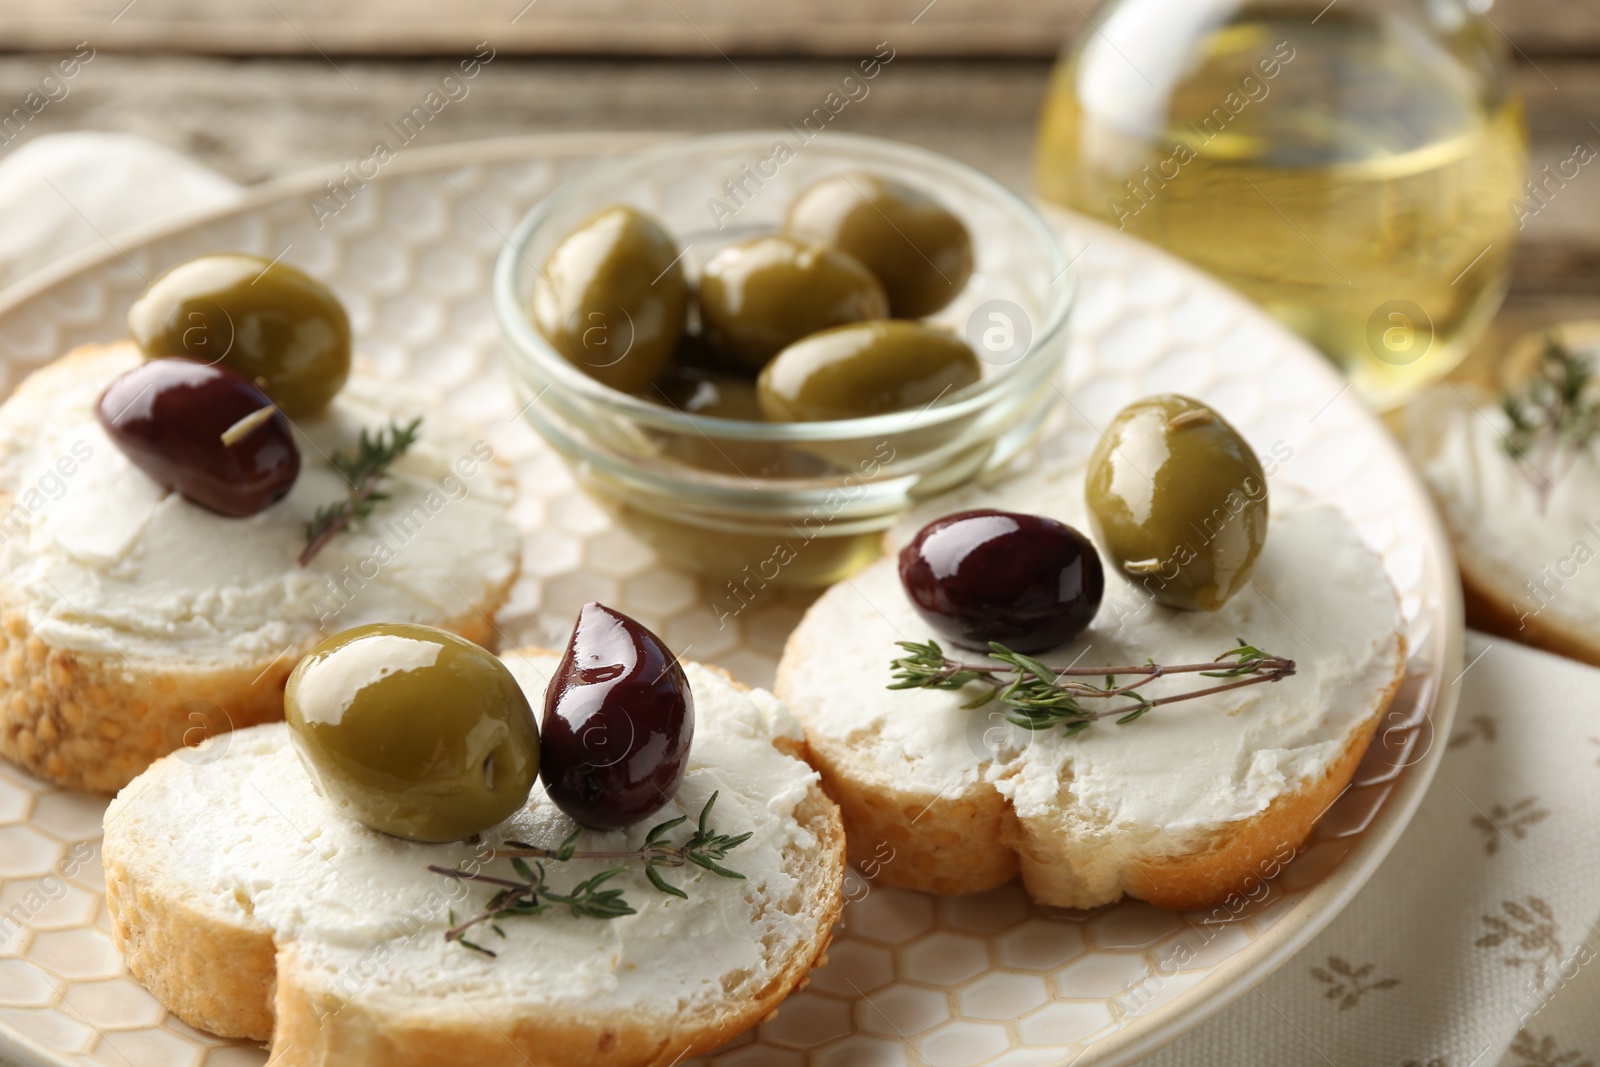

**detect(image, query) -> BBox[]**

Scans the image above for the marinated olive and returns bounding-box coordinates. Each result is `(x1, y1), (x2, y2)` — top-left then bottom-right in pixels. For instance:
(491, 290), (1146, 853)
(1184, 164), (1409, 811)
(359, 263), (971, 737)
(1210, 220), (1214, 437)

(899, 510), (1104, 653)
(98, 358), (300, 518)
(532, 205), (689, 394)
(757, 321), (981, 422)
(648, 364), (765, 421)
(127, 254), (351, 417)
(1085, 395), (1268, 612)
(285, 624), (540, 843)
(783, 173), (974, 318)
(541, 602), (693, 830)
(698, 236), (889, 372)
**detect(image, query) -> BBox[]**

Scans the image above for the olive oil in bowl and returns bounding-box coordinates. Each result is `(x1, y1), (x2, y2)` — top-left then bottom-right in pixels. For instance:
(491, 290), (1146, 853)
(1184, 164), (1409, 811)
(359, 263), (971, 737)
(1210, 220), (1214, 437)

(1036, 0), (1527, 409)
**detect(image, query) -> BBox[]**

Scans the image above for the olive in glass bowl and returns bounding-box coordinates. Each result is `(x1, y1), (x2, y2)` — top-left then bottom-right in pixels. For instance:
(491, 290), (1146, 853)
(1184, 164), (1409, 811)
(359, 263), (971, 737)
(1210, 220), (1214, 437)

(531, 205), (689, 394)
(757, 320), (982, 423)
(783, 171), (975, 318)
(696, 235), (888, 372)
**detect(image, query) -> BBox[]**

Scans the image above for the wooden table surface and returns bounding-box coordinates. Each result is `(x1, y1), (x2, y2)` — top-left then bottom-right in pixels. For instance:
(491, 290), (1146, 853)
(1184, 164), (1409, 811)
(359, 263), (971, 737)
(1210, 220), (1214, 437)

(0, 0), (1595, 381)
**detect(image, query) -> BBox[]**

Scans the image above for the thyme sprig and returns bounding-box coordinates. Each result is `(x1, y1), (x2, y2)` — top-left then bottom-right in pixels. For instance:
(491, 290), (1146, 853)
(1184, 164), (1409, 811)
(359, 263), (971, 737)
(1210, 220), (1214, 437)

(299, 417), (422, 566)
(889, 638), (1295, 736)
(429, 793), (752, 956)
(1501, 334), (1600, 502)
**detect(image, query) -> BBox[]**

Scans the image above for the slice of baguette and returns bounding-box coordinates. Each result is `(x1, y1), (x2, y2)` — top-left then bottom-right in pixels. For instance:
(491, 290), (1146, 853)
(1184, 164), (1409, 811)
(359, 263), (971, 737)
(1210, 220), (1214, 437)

(1403, 383), (1600, 667)
(777, 465), (1405, 911)
(0, 343), (521, 792)
(103, 650), (844, 1066)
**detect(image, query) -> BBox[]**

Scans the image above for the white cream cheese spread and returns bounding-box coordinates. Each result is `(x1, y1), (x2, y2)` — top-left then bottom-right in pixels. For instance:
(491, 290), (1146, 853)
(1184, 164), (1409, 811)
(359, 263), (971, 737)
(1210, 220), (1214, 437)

(0, 344), (520, 662)
(1407, 383), (1600, 635)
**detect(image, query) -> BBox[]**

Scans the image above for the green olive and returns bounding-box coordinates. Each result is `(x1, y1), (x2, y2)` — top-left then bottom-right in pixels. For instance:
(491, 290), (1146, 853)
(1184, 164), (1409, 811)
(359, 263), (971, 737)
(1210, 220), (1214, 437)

(532, 205), (688, 394)
(783, 173), (974, 318)
(1085, 395), (1268, 612)
(648, 364), (765, 421)
(697, 236), (889, 373)
(757, 320), (981, 423)
(285, 624), (540, 843)
(127, 254), (351, 417)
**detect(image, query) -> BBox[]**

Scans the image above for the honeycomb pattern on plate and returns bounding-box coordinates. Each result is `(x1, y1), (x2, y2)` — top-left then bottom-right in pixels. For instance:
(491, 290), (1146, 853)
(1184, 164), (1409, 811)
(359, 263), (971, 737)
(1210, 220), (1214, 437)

(0, 140), (1455, 1067)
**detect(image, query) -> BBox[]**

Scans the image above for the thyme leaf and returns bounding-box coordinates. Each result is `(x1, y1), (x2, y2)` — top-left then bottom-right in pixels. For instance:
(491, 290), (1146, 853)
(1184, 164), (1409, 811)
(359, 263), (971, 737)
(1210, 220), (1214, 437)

(430, 792), (752, 953)
(888, 638), (1296, 735)
(299, 417), (423, 566)
(1500, 334), (1600, 504)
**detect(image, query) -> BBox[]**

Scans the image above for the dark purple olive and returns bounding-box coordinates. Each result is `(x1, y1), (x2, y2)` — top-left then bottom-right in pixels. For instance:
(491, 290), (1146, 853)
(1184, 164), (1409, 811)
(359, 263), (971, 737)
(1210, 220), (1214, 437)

(97, 357), (300, 518)
(898, 509), (1104, 653)
(541, 602), (694, 830)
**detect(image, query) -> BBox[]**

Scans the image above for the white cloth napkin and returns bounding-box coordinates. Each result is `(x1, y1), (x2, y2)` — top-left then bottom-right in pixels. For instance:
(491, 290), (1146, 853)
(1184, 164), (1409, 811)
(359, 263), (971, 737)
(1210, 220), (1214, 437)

(0, 133), (1593, 1067)
(0, 131), (240, 295)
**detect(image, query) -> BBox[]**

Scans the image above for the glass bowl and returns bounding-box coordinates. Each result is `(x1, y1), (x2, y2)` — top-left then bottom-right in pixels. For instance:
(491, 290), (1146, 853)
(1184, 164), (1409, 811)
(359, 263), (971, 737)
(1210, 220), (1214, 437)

(494, 131), (1075, 588)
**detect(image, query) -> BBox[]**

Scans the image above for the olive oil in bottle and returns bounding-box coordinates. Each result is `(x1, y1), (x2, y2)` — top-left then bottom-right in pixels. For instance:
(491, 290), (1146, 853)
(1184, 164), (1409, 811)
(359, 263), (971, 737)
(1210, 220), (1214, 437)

(1035, 0), (1527, 409)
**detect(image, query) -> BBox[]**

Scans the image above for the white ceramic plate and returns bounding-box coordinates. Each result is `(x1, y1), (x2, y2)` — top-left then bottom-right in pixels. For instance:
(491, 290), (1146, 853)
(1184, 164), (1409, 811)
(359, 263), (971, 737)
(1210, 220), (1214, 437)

(0, 133), (1461, 1067)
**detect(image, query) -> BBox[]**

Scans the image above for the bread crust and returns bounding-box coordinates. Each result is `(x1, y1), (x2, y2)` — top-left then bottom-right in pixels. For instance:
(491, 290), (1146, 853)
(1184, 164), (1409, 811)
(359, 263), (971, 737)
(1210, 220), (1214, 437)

(781, 631), (1407, 912)
(0, 601), (505, 794)
(799, 730), (1018, 897)
(0, 343), (514, 792)
(103, 653), (845, 1065)
(1457, 553), (1600, 667)
(103, 845), (278, 1040)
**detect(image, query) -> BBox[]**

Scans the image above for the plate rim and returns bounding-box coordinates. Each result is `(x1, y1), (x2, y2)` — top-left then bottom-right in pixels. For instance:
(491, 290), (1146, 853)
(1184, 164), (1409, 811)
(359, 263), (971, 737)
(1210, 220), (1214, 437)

(0, 131), (676, 324)
(0, 133), (1464, 1067)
